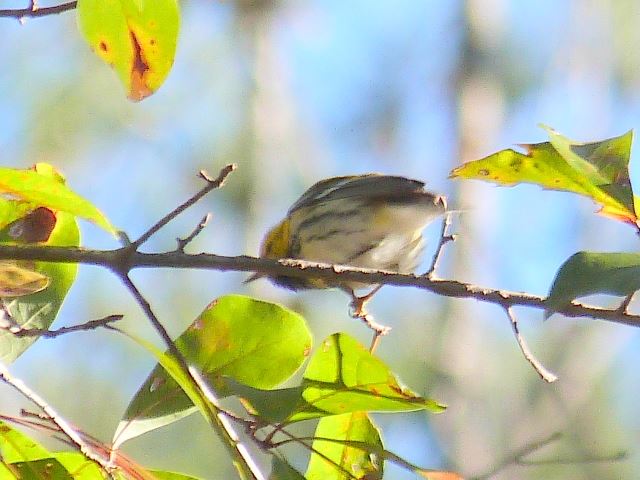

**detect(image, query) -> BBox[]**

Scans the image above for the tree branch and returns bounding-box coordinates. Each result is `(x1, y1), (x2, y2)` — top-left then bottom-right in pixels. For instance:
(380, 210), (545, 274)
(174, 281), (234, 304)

(0, 362), (114, 475)
(0, 244), (638, 328)
(505, 307), (557, 382)
(0, 1), (76, 18)
(132, 165), (235, 248)
(5, 314), (123, 338)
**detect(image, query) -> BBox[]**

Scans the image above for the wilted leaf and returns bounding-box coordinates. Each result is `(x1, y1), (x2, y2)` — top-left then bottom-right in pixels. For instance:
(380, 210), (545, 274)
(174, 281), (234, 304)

(0, 208), (79, 364)
(0, 164), (116, 235)
(546, 251), (640, 317)
(306, 412), (383, 480)
(0, 262), (49, 298)
(114, 295), (311, 447)
(77, 0), (180, 101)
(450, 126), (639, 230)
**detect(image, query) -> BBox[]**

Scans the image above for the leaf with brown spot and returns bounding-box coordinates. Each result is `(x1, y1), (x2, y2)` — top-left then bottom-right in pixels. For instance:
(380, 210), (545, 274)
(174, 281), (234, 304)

(77, 0), (180, 101)
(450, 126), (639, 231)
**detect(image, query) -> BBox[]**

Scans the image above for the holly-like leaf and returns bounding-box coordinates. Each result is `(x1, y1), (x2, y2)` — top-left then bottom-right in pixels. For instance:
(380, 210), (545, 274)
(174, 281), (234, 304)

(114, 295), (311, 447)
(77, 0), (180, 101)
(233, 333), (446, 424)
(0, 164), (116, 235)
(305, 412), (383, 480)
(450, 126), (639, 230)
(546, 251), (640, 318)
(0, 209), (79, 364)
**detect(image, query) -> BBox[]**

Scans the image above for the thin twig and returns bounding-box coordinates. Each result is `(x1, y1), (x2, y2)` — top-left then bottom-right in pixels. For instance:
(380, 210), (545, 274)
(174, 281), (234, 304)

(176, 213), (211, 252)
(0, 1), (76, 18)
(505, 307), (558, 382)
(0, 362), (114, 475)
(471, 432), (563, 480)
(6, 314), (123, 338)
(517, 450), (627, 465)
(426, 212), (455, 278)
(0, 245), (639, 329)
(133, 165), (235, 248)
(262, 427), (360, 480)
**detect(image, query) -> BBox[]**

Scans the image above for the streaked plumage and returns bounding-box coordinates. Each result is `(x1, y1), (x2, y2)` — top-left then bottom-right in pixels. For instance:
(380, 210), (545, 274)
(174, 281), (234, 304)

(256, 174), (447, 292)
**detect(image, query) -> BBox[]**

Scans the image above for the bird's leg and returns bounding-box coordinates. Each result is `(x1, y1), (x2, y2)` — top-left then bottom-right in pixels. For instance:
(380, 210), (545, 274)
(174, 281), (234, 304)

(346, 285), (390, 352)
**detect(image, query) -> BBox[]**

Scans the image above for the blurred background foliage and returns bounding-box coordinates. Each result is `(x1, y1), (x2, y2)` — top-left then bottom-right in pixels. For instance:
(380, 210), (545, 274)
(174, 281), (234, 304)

(1, 0), (640, 478)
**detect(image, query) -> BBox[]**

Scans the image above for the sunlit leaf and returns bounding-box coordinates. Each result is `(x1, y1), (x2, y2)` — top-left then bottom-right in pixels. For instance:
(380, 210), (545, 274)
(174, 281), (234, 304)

(450, 126), (639, 230)
(114, 295), (311, 447)
(0, 198), (33, 231)
(0, 210), (79, 364)
(0, 164), (116, 234)
(305, 412), (383, 480)
(233, 333), (446, 424)
(295, 333), (445, 421)
(77, 0), (180, 101)
(546, 251), (640, 318)
(0, 420), (53, 463)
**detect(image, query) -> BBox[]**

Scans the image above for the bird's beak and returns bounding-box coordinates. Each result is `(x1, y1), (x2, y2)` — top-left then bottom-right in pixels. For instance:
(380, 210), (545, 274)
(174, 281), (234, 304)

(243, 272), (263, 284)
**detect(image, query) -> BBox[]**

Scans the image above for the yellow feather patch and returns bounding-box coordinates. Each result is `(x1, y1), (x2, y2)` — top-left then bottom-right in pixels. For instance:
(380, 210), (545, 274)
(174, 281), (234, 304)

(260, 219), (292, 259)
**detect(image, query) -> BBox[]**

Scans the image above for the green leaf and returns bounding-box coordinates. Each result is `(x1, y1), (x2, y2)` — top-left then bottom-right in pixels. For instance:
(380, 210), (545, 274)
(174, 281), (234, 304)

(270, 457), (307, 480)
(546, 251), (640, 317)
(0, 198), (34, 231)
(114, 295), (311, 446)
(112, 325), (261, 480)
(305, 412), (383, 480)
(0, 164), (116, 234)
(0, 210), (79, 364)
(148, 470), (205, 480)
(77, 0), (180, 101)
(0, 420), (53, 463)
(294, 333), (445, 421)
(7, 459), (75, 479)
(449, 126), (639, 230)
(233, 333), (446, 424)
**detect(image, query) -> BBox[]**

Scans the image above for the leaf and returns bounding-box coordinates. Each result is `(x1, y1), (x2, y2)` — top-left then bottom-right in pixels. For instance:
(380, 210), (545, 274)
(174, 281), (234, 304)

(0, 262), (49, 298)
(77, 0), (180, 101)
(148, 470), (205, 480)
(295, 333), (445, 421)
(269, 457), (307, 480)
(233, 333), (446, 424)
(0, 210), (79, 364)
(0, 164), (116, 235)
(545, 251), (640, 318)
(305, 412), (383, 480)
(450, 126), (639, 230)
(0, 198), (34, 232)
(0, 420), (53, 463)
(114, 295), (311, 447)
(7, 459), (75, 479)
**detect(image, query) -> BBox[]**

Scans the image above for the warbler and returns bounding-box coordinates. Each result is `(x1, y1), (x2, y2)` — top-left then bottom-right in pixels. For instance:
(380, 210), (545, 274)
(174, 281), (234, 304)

(249, 174), (447, 300)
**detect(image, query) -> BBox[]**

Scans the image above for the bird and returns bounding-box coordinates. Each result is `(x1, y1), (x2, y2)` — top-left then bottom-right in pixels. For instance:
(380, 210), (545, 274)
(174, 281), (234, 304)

(248, 173), (447, 348)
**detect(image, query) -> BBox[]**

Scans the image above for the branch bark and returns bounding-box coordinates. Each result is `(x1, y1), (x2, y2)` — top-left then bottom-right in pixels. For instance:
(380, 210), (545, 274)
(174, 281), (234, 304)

(0, 244), (638, 328)
(0, 1), (76, 18)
